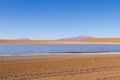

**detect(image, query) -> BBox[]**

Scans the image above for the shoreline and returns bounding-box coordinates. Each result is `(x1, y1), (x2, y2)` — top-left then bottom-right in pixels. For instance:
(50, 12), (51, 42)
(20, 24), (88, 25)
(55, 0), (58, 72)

(0, 51), (120, 56)
(0, 52), (120, 61)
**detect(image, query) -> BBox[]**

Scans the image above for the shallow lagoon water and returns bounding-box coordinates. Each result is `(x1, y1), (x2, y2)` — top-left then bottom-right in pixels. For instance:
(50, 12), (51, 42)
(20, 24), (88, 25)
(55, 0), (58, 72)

(0, 44), (120, 56)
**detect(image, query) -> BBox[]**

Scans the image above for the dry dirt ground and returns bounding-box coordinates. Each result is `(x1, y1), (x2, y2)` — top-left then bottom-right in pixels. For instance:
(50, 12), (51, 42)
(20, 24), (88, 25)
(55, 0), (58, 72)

(0, 54), (120, 80)
(1, 38), (120, 45)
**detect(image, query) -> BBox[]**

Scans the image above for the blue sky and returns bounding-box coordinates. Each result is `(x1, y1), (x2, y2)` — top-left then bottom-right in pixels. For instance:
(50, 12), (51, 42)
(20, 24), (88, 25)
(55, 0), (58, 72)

(0, 0), (120, 40)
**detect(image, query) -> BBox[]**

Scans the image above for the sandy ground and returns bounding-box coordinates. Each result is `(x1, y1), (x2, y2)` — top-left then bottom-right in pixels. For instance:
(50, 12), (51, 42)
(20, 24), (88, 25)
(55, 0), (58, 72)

(0, 54), (120, 80)
(0, 38), (120, 45)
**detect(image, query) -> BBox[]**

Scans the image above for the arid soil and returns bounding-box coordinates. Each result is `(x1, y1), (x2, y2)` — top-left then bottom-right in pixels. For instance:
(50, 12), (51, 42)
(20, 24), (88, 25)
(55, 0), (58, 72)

(0, 54), (120, 80)
(0, 38), (120, 45)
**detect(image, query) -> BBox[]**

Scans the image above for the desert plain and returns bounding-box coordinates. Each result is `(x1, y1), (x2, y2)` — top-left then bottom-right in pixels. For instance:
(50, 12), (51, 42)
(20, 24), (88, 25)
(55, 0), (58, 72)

(0, 54), (120, 80)
(1, 38), (120, 45)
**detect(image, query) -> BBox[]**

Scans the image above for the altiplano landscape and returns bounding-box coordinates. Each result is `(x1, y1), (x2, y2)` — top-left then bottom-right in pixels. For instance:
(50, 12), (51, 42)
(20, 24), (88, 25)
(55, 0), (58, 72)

(0, 39), (120, 80)
(1, 0), (120, 80)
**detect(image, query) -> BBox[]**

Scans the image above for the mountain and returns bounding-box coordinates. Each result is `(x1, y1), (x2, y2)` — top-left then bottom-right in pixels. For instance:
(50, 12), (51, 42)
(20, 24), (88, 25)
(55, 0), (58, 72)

(17, 38), (31, 40)
(59, 35), (93, 40)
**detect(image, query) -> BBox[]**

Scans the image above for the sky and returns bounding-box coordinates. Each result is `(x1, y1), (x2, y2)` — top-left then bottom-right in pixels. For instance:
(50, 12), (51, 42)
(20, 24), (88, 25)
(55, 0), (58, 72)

(0, 0), (120, 40)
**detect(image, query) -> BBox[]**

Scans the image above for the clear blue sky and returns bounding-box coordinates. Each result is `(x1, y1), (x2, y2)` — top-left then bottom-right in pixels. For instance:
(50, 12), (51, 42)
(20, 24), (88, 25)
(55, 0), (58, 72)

(0, 0), (120, 40)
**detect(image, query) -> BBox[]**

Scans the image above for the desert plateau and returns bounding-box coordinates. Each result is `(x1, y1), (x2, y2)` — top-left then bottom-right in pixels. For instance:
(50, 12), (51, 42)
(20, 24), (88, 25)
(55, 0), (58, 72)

(0, 54), (120, 80)
(1, 38), (120, 45)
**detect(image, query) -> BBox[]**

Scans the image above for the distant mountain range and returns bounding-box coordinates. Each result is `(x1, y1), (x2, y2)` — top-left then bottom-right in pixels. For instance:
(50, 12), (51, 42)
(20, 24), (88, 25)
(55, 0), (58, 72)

(59, 35), (93, 40)
(17, 38), (31, 40)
